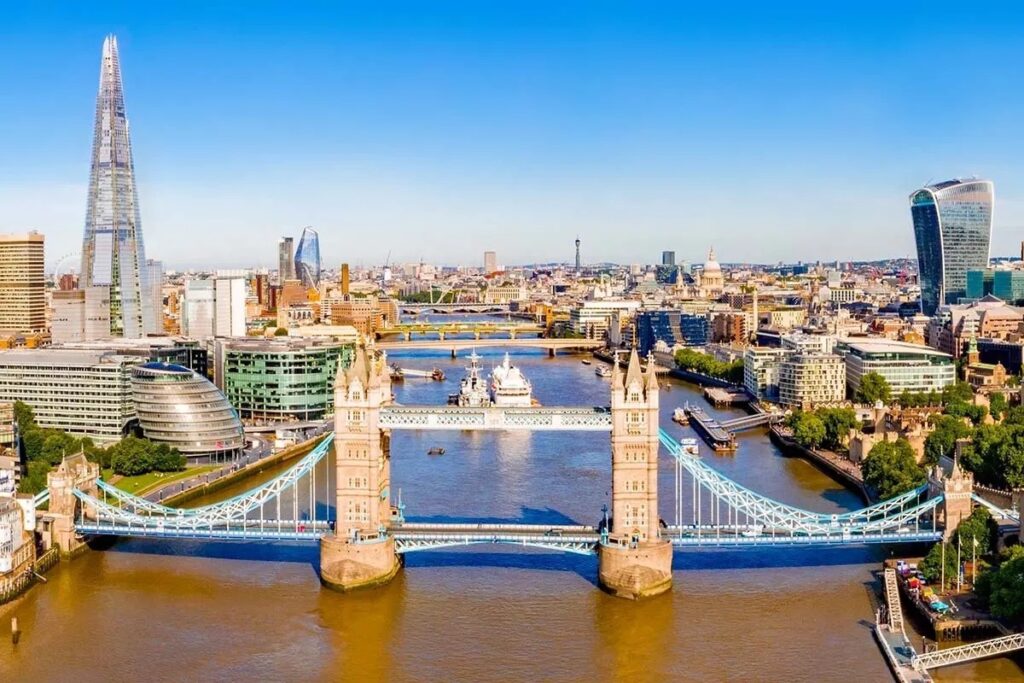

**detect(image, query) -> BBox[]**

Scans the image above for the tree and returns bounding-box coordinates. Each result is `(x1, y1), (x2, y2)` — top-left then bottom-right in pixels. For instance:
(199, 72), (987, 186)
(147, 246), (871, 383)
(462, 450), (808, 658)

(13, 400), (36, 433)
(989, 392), (1008, 419)
(273, 327), (289, 336)
(988, 551), (1024, 619)
(818, 407), (859, 451)
(942, 381), (975, 405)
(787, 411), (826, 449)
(954, 507), (997, 556)
(1003, 405), (1024, 426)
(968, 423), (1024, 489)
(855, 372), (891, 405)
(924, 415), (973, 465)
(920, 542), (959, 590)
(862, 439), (925, 500)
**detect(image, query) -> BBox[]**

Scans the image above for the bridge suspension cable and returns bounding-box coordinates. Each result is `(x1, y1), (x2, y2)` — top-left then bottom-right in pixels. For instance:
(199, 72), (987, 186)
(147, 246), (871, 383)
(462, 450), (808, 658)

(74, 435), (334, 535)
(659, 430), (941, 538)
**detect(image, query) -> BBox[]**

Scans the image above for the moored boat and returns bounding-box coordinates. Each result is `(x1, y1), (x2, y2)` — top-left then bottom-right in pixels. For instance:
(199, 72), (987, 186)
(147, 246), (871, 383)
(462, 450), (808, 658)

(595, 365), (612, 378)
(489, 353), (533, 407)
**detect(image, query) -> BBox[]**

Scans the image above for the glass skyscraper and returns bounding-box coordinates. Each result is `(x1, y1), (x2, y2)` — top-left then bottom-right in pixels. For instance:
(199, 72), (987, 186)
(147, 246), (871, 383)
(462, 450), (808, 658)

(294, 227), (321, 289)
(80, 35), (155, 338)
(910, 179), (994, 316)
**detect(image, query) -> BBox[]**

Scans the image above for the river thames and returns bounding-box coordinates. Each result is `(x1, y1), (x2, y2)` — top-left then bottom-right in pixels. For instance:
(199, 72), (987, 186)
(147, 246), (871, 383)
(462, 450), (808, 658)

(1, 343), (1021, 681)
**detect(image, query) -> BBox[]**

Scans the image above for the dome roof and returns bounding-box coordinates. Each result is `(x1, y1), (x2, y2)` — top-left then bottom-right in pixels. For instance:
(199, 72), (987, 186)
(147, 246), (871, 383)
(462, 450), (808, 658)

(703, 246), (721, 273)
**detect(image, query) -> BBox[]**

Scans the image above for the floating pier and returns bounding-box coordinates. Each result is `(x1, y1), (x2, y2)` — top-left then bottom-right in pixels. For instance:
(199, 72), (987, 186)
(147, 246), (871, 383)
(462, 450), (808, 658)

(683, 405), (736, 452)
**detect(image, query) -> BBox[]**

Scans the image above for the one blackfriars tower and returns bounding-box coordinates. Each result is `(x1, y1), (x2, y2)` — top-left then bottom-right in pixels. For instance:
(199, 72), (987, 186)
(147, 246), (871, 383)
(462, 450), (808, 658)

(910, 179), (994, 316)
(80, 35), (156, 338)
(295, 226), (321, 289)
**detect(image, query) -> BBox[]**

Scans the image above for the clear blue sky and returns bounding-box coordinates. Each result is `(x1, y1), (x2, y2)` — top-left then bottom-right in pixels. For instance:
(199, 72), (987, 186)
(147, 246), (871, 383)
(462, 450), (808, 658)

(2, 2), (1024, 269)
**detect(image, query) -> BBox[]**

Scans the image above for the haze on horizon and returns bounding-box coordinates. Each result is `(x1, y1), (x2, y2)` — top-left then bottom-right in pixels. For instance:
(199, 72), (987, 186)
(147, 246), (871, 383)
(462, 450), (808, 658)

(2, 2), (1024, 270)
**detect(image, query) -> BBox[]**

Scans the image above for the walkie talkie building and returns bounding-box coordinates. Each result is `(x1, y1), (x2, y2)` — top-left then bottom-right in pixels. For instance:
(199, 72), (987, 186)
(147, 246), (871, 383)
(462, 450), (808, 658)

(910, 179), (994, 316)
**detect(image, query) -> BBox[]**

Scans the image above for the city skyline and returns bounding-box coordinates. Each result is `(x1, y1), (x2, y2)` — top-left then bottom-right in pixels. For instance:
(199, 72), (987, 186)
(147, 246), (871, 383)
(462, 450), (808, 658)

(4, 5), (1024, 270)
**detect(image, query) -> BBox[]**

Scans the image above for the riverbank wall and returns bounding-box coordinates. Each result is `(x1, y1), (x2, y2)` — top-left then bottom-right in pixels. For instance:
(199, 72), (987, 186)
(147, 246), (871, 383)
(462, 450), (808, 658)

(161, 435), (328, 508)
(0, 547), (60, 607)
(769, 426), (870, 503)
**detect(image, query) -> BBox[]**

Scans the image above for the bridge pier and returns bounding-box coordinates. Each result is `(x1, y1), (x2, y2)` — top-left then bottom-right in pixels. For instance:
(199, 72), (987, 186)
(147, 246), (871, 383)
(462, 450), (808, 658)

(601, 350), (673, 599)
(599, 540), (673, 599)
(325, 345), (402, 593)
(320, 535), (401, 592)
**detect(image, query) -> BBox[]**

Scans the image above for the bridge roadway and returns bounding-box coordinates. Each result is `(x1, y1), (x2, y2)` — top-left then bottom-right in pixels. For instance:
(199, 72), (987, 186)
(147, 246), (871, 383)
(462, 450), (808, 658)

(374, 337), (604, 354)
(73, 518), (942, 549)
(379, 405), (612, 431)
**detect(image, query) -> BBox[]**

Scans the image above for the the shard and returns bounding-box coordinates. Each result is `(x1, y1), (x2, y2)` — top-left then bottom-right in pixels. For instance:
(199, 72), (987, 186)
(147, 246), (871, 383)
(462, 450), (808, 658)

(80, 35), (155, 338)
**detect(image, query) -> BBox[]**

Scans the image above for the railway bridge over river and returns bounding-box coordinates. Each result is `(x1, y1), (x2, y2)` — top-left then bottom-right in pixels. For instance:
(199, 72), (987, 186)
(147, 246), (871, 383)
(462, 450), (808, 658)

(38, 348), (977, 600)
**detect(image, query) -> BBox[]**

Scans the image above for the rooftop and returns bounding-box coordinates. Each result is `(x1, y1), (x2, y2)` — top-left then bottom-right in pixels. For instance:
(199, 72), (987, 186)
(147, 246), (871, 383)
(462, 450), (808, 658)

(840, 338), (952, 359)
(0, 348), (138, 366)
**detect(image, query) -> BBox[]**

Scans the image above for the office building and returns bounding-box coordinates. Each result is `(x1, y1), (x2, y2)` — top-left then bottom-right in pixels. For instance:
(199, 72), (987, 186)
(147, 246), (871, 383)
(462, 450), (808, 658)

(569, 300), (640, 339)
(977, 338), (1024, 375)
(146, 259), (163, 333)
(779, 353), (846, 409)
(910, 179), (994, 315)
(0, 233), (44, 333)
(182, 280), (215, 338)
(0, 349), (141, 441)
(993, 270), (1024, 304)
(294, 227), (321, 289)
(131, 362), (244, 461)
(661, 251), (675, 267)
(484, 251), (497, 273)
(340, 263), (350, 296)
(278, 237), (295, 283)
(217, 338), (354, 423)
(50, 287), (112, 344)
(634, 310), (708, 355)
(79, 36), (155, 338)
(214, 277), (247, 337)
(966, 268), (995, 300)
(743, 346), (790, 400)
(841, 339), (955, 396)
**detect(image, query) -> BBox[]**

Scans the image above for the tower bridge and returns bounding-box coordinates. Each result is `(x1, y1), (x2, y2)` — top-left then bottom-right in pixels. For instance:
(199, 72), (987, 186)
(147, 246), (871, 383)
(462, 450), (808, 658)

(40, 348), (973, 600)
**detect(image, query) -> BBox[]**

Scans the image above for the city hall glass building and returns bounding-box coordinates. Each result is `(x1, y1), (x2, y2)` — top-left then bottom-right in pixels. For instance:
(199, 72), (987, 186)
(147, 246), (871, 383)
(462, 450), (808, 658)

(910, 179), (994, 316)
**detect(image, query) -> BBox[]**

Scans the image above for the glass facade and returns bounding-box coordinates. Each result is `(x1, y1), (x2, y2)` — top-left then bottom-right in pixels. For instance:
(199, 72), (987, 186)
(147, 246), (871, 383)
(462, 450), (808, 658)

(993, 270), (1024, 304)
(910, 179), (994, 316)
(634, 310), (708, 355)
(966, 268), (994, 300)
(222, 340), (353, 422)
(132, 363), (244, 460)
(80, 35), (155, 338)
(294, 227), (321, 289)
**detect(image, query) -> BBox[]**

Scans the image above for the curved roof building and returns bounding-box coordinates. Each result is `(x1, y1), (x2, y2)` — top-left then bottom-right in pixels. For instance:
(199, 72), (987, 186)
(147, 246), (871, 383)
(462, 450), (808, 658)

(910, 179), (994, 316)
(294, 227), (321, 289)
(131, 362), (244, 459)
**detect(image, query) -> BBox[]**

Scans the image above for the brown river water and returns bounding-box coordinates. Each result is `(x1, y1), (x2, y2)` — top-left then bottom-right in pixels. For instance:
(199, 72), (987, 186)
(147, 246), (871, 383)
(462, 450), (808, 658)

(1, 343), (1021, 682)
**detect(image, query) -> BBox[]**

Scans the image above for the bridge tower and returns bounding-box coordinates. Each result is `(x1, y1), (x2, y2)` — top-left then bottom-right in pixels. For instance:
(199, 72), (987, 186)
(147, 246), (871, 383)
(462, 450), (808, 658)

(599, 349), (673, 599)
(928, 443), (974, 541)
(45, 453), (99, 556)
(320, 345), (402, 592)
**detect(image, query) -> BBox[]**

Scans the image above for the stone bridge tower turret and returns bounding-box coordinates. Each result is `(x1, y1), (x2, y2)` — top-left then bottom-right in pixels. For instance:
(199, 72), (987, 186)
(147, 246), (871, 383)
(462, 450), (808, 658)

(599, 349), (672, 599)
(320, 345), (401, 592)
